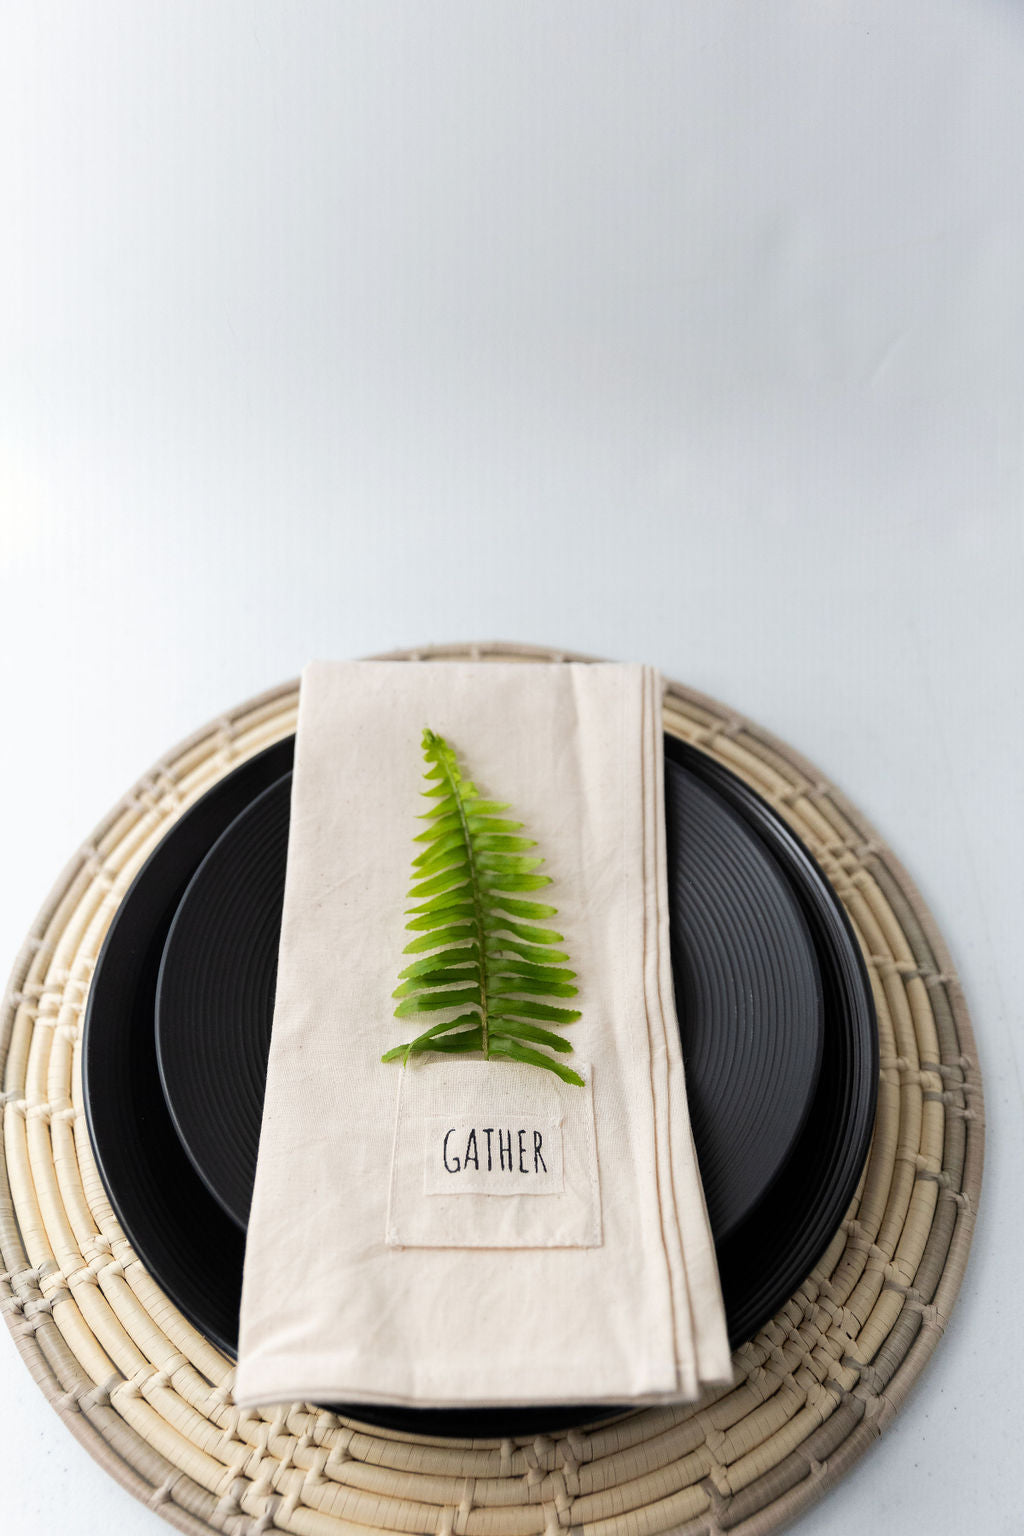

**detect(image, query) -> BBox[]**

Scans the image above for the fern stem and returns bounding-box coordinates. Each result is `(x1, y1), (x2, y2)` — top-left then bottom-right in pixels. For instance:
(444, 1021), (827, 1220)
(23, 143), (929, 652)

(435, 740), (490, 1057)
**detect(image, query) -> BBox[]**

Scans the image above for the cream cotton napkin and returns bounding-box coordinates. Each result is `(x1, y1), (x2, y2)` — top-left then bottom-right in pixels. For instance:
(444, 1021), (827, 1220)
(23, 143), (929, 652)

(234, 659), (731, 1409)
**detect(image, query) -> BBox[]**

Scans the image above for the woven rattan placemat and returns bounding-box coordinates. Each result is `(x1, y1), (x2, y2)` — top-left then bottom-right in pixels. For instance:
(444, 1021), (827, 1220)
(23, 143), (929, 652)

(1, 642), (983, 1536)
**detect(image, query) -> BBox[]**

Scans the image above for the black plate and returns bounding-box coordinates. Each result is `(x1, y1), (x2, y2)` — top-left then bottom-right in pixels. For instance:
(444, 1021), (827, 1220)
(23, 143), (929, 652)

(156, 757), (825, 1239)
(83, 734), (877, 1436)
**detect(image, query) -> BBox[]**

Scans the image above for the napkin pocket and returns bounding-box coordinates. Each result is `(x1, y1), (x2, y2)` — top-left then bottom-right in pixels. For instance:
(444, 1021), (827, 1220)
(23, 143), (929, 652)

(385, 1057), (601, 1249)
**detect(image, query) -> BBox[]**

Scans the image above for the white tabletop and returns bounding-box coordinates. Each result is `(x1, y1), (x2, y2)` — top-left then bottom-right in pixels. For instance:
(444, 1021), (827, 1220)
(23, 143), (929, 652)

(1, 4), (1021, 1531)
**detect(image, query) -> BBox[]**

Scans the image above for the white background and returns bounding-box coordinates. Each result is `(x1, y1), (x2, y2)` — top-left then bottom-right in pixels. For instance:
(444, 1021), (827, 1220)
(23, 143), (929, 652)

(1, 3), (1021, 1531)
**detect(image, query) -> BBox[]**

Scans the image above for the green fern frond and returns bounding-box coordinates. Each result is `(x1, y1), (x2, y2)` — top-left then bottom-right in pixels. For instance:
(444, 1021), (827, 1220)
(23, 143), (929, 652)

(382, 727), (583, 1085)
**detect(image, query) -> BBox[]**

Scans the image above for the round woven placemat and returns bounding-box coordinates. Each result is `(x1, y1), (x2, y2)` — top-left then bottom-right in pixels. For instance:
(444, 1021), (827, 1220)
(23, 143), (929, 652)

(1, 641), (984, 1536)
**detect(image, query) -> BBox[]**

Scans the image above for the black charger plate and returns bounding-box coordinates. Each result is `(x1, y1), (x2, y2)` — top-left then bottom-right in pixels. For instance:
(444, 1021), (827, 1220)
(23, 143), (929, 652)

(83, 734), (876, 1437)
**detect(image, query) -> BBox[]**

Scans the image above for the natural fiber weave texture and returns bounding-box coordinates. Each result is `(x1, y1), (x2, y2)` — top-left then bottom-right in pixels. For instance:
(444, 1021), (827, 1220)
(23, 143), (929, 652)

(1, 641), (984, 1536)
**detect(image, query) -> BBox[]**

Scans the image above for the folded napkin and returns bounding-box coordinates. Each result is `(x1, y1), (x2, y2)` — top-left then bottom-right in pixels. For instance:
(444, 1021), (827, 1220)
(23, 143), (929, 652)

(234, 659), (731, 1409)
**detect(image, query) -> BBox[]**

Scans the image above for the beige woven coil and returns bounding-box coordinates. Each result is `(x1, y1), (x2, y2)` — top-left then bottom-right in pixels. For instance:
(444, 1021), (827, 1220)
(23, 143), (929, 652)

(1, 641), (983, 1536)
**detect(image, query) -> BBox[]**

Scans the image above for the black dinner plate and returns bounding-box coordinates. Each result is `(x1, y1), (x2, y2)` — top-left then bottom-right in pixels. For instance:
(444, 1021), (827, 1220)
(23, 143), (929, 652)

(155, 757), (824, 1240)
(83, 734), (877, 1437)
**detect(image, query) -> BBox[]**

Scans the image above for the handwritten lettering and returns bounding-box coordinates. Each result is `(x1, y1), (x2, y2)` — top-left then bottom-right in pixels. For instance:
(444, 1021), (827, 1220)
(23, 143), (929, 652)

(440, 1125), (551, 1177)
(423, 1114), (564, 1198)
